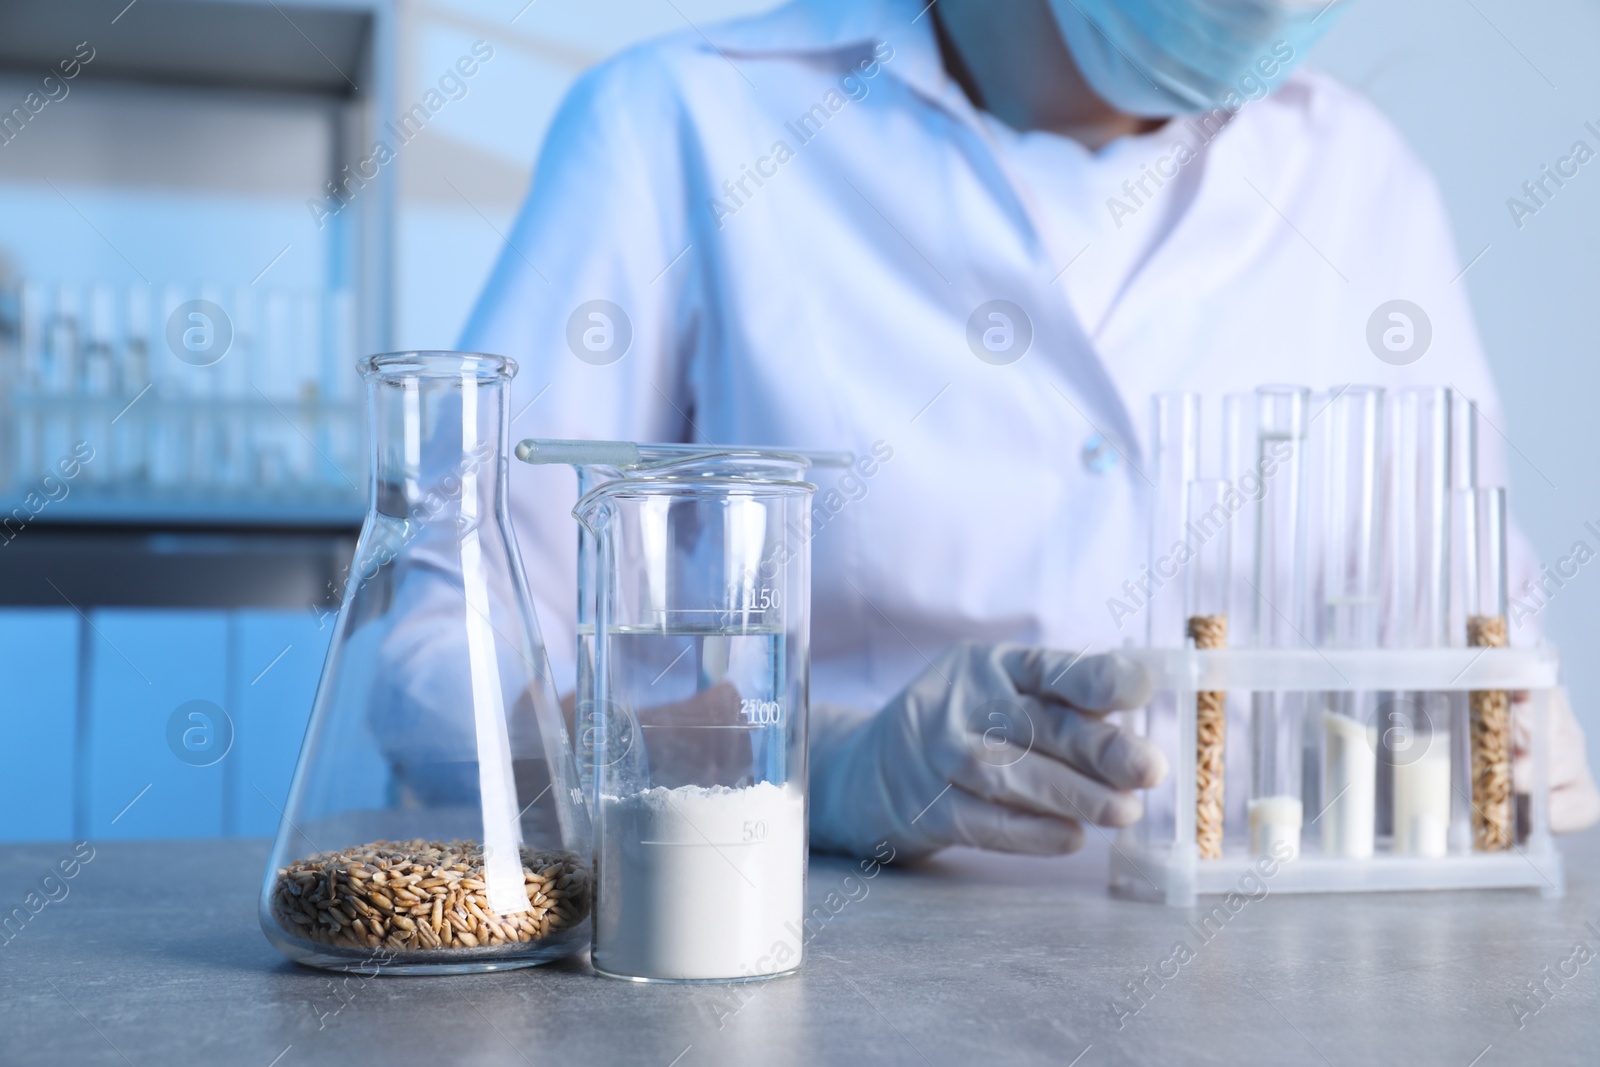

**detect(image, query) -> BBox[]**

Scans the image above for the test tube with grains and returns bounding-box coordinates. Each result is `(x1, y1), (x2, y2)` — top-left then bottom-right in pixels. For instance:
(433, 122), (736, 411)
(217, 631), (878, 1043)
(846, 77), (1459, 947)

(1150, 393), (1201, 648)
(1465, 487), (1511, 851)
(1189, 614), (1227, 858)
(1186, 478), (1233, 859)
(1468, 615), (1511, 849)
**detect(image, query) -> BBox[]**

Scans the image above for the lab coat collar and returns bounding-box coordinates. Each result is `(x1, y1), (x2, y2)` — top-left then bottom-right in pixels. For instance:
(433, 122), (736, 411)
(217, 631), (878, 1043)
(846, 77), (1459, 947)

(704, 0), (1146, 470)
(703, 0), (952, 104)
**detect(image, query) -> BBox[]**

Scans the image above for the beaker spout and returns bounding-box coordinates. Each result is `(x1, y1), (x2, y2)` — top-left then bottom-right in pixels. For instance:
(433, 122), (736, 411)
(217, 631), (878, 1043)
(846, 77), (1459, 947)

(572, 485), (617, 539)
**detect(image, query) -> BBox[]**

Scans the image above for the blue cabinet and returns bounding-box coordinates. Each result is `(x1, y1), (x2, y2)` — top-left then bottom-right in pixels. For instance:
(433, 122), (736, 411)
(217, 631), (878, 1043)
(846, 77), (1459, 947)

(229, 612), (332, 837)
(84, 610), (231, 839)
(0, 607), (334, 841)
(0, 610), (79, 841)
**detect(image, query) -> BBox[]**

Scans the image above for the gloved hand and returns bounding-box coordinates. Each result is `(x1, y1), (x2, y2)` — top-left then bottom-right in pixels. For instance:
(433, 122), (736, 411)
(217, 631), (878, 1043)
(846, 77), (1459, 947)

(809, 643), (1166, 860)
(1514, 688), (1600, 834)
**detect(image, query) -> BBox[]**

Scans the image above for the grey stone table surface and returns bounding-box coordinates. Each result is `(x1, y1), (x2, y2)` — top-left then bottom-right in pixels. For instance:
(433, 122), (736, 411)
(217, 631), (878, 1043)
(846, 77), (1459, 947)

(2, 833), (1599, 1067)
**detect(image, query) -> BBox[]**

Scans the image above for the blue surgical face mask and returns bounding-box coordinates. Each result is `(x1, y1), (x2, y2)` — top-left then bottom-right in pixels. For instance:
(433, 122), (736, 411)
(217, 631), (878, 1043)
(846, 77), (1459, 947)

(1047, 0), (1340, 118)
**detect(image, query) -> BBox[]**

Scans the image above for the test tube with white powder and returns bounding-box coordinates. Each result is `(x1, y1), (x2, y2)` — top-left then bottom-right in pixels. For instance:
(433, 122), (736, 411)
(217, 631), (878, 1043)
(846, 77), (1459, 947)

(1249, 386), (1309, 860)
(1322, 712), (1377, 857)
(1384, 387), (1454, 856)
(1318, 386), (1383, 858)
(1393, 722), (1452, 857)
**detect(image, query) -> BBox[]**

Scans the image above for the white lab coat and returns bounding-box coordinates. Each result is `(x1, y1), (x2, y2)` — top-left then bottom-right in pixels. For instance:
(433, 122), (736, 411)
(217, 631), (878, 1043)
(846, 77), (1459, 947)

(457, 0), (1535, 720)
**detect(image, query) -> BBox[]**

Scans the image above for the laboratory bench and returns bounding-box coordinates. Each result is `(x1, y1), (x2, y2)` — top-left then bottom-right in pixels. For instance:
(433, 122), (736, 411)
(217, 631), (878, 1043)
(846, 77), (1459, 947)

(0, 524), (353, 844)
(2, 832), (1597, 1066)
(0, 522), (357, 609)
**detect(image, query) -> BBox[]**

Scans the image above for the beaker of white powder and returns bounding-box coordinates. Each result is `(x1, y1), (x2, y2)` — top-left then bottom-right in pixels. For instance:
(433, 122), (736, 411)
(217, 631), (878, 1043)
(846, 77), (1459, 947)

(576, 466), (814, 981)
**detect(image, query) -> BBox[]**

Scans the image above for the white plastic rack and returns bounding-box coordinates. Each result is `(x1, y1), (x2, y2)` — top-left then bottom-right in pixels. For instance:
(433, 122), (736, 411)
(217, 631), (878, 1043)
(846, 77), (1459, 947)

(1110, 645), (1564, 906)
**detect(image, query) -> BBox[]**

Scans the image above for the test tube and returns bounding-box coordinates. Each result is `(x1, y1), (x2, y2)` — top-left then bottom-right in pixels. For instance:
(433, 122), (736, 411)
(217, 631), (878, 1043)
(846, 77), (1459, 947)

(256, 291), (294, 487)
(85, 285), (117, 397)
(1452, 392), (1479, 491)
(193, 282), (228, 491)
(328, 292), (363, 487)
(43, 285), (79, 467)
(151, 285), (189, 489)
(291, 292), (322, 483)
(1448, 393), (1482, 645)
(1318, 386), (1383, 858)
(119, 286), (152, 486)
(1249, 385), (1309, 859)
(1464, 487), (1511, 850)
(1221, 393), (1257, 637)
(1393, 386), (1453, 647)
(1141, 393), (1198, 854)
(0, 283), (15, 490)
(1386, 386), (1453, 857)
(1149, 392), (1200, 648)
(17, 283), (45, 479)
(224, 286), (257, 491)
(1186, 478), (1233, 859)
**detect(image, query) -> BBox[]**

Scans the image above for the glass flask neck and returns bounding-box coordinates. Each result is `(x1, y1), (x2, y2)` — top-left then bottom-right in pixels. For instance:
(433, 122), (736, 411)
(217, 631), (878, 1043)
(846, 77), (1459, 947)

(364, 356), (511, 521)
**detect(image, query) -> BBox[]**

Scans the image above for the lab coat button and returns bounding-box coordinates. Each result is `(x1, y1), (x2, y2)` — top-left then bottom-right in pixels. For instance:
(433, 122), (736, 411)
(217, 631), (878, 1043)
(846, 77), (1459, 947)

(1081, 433), (1119, 475)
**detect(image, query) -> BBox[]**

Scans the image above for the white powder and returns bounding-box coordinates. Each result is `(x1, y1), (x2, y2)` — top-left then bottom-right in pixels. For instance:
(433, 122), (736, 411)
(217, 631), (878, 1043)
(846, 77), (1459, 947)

(1393, 736), (1451, 858)
(594, 781), (806, 981)
(1322, 712), (1377, 859)
(1249, 795), (1303, 860)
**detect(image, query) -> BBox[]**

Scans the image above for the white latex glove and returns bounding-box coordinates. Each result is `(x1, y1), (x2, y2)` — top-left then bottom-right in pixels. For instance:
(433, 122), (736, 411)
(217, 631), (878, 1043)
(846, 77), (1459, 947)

(809, 644), (1165, 860)
(1514, 688), (1600, 834)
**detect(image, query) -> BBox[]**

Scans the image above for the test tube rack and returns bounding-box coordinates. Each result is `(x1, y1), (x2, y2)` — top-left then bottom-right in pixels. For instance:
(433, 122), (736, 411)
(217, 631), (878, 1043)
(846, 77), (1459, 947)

(1109, 644), (1564, 906)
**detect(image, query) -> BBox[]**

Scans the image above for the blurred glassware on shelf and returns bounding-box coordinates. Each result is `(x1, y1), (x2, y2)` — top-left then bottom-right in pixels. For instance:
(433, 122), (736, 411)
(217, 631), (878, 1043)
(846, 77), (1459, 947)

(0, 278), (365, 523)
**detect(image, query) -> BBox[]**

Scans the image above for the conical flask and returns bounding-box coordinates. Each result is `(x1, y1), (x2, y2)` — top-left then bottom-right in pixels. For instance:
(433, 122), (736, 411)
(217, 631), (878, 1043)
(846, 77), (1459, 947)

(260, 352), (592, 974)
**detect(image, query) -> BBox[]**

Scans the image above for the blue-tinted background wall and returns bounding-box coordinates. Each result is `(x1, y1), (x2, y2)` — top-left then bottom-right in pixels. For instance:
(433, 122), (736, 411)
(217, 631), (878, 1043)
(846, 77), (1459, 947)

(2, 0), (1595, 840)
(401, 0), (1600, 776)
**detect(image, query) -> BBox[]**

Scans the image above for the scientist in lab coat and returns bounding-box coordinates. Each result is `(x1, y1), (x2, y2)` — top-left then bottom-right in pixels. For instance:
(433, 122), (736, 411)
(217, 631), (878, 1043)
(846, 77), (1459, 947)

(436, 0), (1600, 857)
